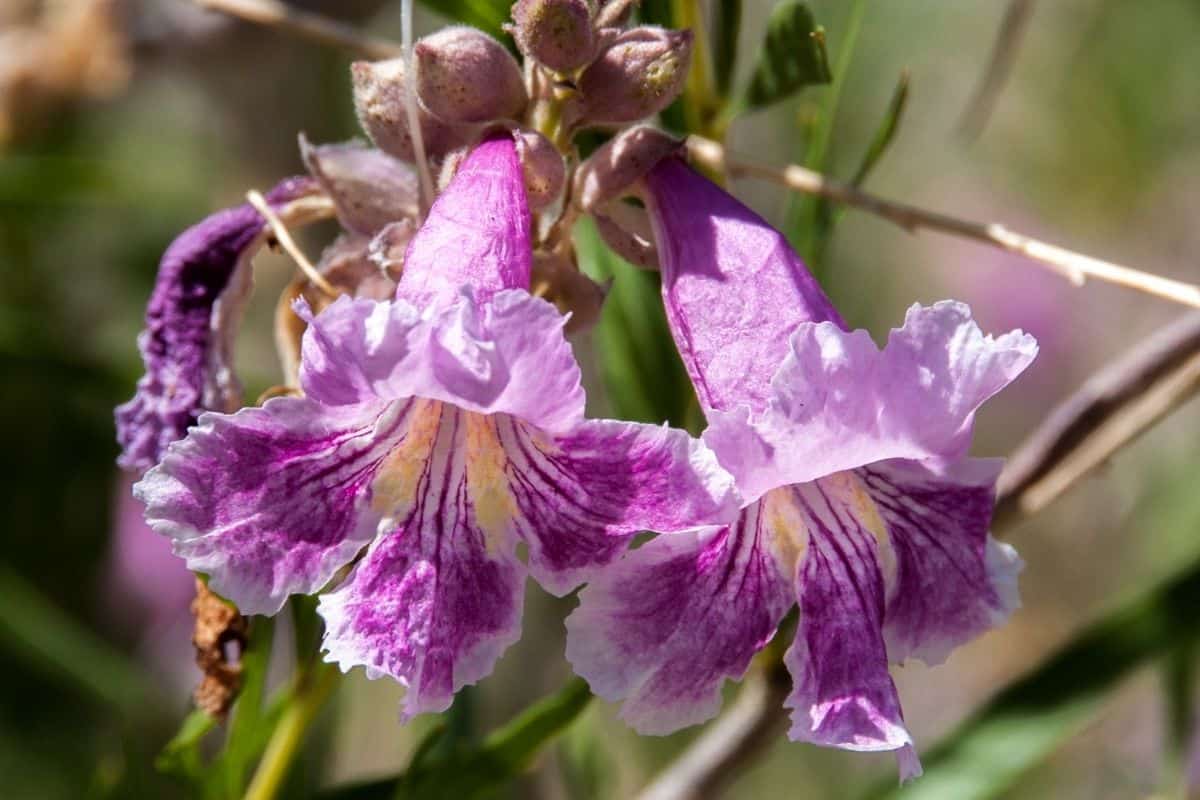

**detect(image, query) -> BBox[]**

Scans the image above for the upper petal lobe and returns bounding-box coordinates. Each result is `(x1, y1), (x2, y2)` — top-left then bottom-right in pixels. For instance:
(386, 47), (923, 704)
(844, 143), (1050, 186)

(704, 302), (1038, 501)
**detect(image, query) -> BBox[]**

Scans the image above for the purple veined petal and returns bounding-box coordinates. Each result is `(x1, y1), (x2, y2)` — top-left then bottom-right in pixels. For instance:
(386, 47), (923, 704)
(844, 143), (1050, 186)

(565, 503), (794, 735)
(115, 177), (316, 473)
(493, 415), (739, 594)
(396, 134), (532, 309)
(642, 156), (844, 413)
(318, 401), (526, 718)
(135, 395), (407, 615)
(782, 474), (916, 768)
(859, 457), (1021, 666)
(300, 135), (418, 236)
(703, 301), (1038, 502)
(298, 290), (586, 434)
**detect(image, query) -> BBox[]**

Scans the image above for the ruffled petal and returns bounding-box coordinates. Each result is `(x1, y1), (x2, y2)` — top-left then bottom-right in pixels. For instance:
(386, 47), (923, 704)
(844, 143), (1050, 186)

(860, 458), (1021, 665)
(318, 402), (525, 718)
(783, 475), (914, 760)
(396, 134), (532, 309)
(115, 177), (315, 472)
(135, 395), (407, 615)
(705, 302), (1038, 501)
(643, 157), (843, 413)
(495, 416), (738, 594)
(299, 291), (586, 433)
(565, 503), (794, 734)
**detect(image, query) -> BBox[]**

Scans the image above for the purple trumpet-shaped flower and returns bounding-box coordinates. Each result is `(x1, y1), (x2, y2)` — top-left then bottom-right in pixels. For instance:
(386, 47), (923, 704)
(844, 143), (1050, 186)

(565, 157), (1038, 778)
(115, 178), (316, 472)
(136, 136), (735, 717)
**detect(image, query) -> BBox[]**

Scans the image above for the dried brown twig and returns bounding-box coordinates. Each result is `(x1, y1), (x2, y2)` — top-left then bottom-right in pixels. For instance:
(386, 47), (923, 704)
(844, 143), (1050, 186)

(686, 136), (1200, 310)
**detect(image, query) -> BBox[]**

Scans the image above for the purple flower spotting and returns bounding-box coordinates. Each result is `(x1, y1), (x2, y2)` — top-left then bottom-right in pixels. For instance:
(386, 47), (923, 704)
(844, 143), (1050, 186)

(565, 157), (1038, 779)
(135, 136), (735, 718)
(115, 177), (315, 473)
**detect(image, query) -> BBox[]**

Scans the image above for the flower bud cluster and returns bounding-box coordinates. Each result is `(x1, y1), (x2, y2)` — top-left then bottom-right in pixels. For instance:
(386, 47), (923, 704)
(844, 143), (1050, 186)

(330, 2), (696, 329)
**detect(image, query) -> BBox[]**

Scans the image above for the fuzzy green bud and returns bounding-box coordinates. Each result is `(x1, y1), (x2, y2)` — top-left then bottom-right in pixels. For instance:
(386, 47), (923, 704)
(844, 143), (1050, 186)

(415, 27), (528, 124)
(510, 0), (596, 73)
(576, 26), (693, 125)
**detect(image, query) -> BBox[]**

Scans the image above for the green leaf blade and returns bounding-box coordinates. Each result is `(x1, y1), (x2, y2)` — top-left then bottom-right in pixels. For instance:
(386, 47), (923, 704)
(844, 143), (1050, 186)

(740, 1), (831, 112)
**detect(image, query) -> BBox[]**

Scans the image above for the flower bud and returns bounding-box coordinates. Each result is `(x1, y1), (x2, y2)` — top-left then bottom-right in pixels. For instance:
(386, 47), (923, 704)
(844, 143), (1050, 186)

(351, 58), (473, 162)
(573, 124), (681, 210)
(414, 27), (527, 124)
(514, 129), (565, 209)
(576, 26), (692, 125)
(509, 0), (596, 73)
(299, 135), (417, 235)
(531, 250), (609, 333)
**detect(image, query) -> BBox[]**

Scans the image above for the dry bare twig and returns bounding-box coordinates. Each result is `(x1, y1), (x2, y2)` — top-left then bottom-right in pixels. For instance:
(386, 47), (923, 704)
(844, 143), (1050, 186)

(245, 189), (339, 297)
(686, 136), (1200, 310)
(995, 311), (1200, 524)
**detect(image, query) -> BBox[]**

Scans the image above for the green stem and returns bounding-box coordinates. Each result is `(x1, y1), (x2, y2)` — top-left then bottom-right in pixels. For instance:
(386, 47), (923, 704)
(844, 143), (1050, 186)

(672, 0), (720, 137)
(789, 0), (867, 262)
(242, 664), (339, 800)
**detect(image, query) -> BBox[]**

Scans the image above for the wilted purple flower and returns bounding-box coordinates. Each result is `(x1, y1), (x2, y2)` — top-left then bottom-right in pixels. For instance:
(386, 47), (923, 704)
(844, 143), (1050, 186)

(115, 177), (315, 473)
(136, 136), (735, 717)
(566, 157), (1038, 777)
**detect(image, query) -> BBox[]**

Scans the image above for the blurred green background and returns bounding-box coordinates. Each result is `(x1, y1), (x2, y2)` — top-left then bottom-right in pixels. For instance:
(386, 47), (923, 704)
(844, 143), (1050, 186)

(1, 0), (1198, 798)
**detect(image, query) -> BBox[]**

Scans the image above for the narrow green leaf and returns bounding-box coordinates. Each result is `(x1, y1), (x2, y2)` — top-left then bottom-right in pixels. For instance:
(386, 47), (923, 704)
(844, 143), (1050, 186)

(575, 216), (697, 430)
(850, 70), (910, 188)
(739, 1), (831, 112)
(155, 710), (219, 782)
(216, 616), (278, 797)
(1163, 639), (1197, 765)
(810, 68), (909, 266)
(712, 0), (743, 96)
(479, 678), (593, 772)
(0, 565), (157, 716)
(865, 550), (1200, 800)
(417, 0), (512, 41)
(319, 680), (594, 800)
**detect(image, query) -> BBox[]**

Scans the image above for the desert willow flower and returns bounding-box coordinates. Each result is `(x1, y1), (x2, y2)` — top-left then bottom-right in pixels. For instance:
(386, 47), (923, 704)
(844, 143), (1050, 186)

(135, 135), (735, 717)
(566, 155), (1038, 779)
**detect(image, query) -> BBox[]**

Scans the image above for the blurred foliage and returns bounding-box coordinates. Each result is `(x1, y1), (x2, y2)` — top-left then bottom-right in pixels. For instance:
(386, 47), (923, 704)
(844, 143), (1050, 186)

(2, 1), (1200, 799)
(318, 680), (592, 799)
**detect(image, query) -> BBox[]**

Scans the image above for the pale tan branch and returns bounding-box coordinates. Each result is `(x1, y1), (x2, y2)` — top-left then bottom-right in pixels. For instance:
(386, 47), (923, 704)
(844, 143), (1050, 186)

(686, 136), (1200, 309)
(194, 0), (402, 59)
(246, 189), (339, 297)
